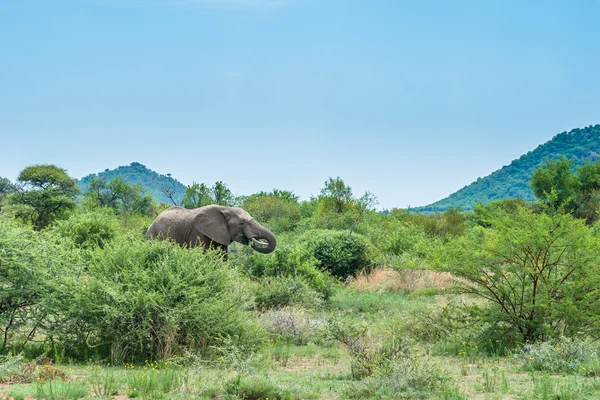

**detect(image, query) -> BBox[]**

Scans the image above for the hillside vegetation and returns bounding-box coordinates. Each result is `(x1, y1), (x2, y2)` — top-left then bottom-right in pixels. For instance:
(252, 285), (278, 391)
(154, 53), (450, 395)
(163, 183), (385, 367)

(2, 127), (600, 398)
(419, 124), (600, 211)
(77, 162), (186, 205)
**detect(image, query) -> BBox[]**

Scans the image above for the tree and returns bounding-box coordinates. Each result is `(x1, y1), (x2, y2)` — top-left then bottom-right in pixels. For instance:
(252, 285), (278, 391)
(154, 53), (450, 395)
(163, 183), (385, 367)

(441, 206), (600, 343)
(320, 177), (353, 214)
(83, 176), (153, 216)
(531, 156), (579, 211)
(0, 177), (16, 204)
(8, 165), (80, 229)
(242, 190), (301, 233)
(531, 157), (600, 223)
(181, 181), (235, 208)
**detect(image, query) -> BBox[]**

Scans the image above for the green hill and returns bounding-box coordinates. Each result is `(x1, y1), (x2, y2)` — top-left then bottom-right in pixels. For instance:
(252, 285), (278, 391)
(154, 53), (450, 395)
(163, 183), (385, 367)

(418, 124), (600, 212)
(78, 162), (187, 205)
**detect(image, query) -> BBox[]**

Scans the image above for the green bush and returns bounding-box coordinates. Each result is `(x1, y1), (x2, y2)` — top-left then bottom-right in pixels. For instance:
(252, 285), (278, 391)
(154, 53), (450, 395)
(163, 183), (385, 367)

(439, 207), (600, 343)
(0, 216), (53, 354)
(254, 276), (325, 310)
(519, 337), (599, 374)
(346, 356), (452, 399)
(224, 373), (310, 400)
(49, 208), (118, 249)
(57, 235), (264, 363)
(301, 230), (378, 280)
(234, 237), (336, 303)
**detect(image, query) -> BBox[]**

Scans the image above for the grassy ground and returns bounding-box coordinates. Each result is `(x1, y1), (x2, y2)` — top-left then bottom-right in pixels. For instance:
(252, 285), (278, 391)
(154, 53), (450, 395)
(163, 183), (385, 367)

(2, 268), (600, 399)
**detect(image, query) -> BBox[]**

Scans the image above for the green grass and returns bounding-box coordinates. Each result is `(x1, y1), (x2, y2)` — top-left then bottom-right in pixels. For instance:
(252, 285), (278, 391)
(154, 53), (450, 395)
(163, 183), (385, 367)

(2, 288), (600, 399)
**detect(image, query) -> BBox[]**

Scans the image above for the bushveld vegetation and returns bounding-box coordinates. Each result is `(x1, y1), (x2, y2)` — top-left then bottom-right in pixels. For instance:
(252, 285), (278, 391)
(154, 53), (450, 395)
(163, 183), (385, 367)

(2, 160), (600, 399)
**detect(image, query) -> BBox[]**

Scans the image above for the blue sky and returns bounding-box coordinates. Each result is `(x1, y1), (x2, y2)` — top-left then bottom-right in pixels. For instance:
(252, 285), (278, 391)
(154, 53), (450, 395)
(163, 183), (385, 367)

(1, 0), (599, 209)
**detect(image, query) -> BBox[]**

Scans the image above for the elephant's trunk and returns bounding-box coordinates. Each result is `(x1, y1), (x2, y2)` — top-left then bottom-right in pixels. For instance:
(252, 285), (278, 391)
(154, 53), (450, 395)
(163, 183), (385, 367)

(247, 220), (276, 254)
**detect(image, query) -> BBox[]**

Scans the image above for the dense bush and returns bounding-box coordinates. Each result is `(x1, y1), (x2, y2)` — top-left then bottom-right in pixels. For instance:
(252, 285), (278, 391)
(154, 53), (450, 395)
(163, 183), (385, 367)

(58, 236), (263, 363)
(519, 337), (599, 374)
(440, 206), (600, 343)
(301, 230), (378, 280)
(0, 216), (51, 354)
(49, 208), (118, 249)
(234, 237), (337, 304)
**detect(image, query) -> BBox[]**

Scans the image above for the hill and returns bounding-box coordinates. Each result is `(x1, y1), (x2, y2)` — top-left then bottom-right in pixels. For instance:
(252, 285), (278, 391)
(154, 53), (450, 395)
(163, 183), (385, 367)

(418, 124), (600, 212)
(77, 162), (187, 205)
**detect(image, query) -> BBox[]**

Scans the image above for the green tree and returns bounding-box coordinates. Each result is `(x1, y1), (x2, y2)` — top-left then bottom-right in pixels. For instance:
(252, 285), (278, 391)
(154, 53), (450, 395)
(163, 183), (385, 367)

(531, 157), (600, 223)
(242, 190), (301, 233)
(441, 206), (600, 343)
(181, 181), (235, 208)
(0, 177), (16, 204)
(320, 177), (353, 214)
(0, 216), (49, 352)
(531, 156), (579, 211)
(8, 165), (79, 229)
(83, 176), (153, 215)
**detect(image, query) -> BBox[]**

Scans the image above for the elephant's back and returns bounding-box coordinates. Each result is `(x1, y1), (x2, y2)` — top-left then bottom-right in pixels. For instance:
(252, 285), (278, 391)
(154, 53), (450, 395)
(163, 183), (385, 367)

(147, 206), (193, 240)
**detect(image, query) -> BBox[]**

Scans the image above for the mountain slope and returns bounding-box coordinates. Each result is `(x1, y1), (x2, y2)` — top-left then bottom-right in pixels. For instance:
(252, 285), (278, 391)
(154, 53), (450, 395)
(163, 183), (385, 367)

(78, 162), (187, 205)
(418, 124), (600, 212)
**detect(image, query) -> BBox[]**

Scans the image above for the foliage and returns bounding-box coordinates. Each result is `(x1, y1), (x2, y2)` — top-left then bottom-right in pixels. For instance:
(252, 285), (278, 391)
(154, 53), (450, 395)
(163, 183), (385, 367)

(261, 308), (326, 346)
(519, 337), (599, 374)
(181, 180), (236, 208)
(0, 177), (16, 204)
(57, 236), (263, 363)
(419, 124), (600, 211)
(7, 165), (80, 229)
(82, 176), (154, 216)
(254, 276), (326, 310)
(301, 229), (378, 280)
(242, 190), (301, 233)
(224, 373), (311, 400)
(440, 206), (600, 343)
(346, 356), (451, 399)
(319, 176), (354, 214)
(49, 208), (118, 249)
(0, 216), (50, 353)
(78, 162), (186, 206)
(531, 156), (600, 223)
(234, 237), (337, 304)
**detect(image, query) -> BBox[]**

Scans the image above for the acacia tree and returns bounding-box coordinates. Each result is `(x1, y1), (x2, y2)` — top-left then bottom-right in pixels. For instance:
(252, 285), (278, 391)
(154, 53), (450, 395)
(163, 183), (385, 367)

(8, 165), (80, 230)
(441, 206), (600, 343)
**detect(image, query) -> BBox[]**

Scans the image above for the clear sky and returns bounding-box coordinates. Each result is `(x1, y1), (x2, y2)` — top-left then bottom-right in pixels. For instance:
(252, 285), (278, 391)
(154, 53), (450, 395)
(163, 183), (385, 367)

(1, 0), (599, 209)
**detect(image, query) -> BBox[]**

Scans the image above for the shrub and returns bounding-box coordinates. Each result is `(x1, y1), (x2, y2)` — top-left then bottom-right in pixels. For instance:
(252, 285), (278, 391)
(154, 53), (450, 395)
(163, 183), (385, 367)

(439, 207), (600, 343)
(254, 276), (325, 310)
(0, 216), (53, 354)
(49, 208), (118, 249)
(261, 308), (326, 345)
(224, 373), (312, 400)
(301, 230), (378, 280)
(346, 356), (451, 399)
(234, 237), (337, 303)
(57, 235), (264, 363)
(519, 337), (599, 374)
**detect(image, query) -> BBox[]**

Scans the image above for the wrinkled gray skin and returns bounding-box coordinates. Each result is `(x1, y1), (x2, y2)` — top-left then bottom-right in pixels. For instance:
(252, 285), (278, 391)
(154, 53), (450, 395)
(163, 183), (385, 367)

(146, 205), (276, 257)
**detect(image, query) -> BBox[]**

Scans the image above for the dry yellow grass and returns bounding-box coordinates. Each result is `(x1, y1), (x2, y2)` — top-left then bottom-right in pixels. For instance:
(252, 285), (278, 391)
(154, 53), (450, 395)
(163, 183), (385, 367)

(346, 267), (454, 293)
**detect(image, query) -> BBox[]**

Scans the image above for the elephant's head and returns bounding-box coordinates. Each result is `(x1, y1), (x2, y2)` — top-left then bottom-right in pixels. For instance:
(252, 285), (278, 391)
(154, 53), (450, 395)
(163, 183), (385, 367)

(194, 205), (276, 253)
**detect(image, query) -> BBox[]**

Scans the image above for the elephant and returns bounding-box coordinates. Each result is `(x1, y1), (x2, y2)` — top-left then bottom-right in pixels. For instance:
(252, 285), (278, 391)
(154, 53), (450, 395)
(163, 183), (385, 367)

(146, 205), (276, 257)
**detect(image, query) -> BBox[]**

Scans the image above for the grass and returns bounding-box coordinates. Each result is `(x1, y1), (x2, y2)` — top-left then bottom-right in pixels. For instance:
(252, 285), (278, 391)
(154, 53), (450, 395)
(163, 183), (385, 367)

(1, 285), (600, 399)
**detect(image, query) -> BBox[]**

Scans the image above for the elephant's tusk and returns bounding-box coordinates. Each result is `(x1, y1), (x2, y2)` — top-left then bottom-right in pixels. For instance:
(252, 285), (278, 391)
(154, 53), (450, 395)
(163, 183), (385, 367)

(251, 238), (269, 247)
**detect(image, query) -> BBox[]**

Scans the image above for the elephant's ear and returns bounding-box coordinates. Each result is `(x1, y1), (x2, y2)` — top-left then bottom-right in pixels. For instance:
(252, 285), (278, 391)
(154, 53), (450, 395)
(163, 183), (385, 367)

(194, 206), (231, 245)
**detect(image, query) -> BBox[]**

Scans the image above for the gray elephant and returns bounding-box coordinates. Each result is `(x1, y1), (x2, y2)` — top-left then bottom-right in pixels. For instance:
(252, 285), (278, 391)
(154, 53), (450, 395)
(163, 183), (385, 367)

(146, 205), (276, 256)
